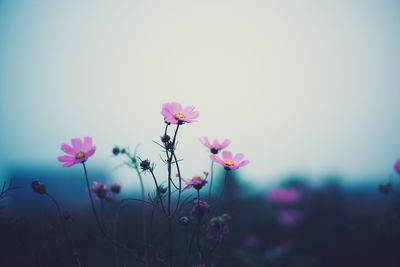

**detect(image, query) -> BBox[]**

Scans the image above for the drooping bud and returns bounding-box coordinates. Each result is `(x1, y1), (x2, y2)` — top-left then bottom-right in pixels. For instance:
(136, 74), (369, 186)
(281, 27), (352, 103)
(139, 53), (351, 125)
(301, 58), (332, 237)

(32, 181), (46, 195)
(190, 199), (210, 220)
(179, 216), (190, 226)
(111, 182), (121, 194)
(158, 186), (167, 194)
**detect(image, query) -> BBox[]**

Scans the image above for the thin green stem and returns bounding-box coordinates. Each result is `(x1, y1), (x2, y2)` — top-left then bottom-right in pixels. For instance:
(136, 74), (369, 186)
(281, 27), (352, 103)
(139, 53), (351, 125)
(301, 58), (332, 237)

(208, 160), (214, 200)
(216, 170), (229, 204)
(149, 169), (167, 216)
(82, 162), (105, 235)
(133, 160), (148, 266)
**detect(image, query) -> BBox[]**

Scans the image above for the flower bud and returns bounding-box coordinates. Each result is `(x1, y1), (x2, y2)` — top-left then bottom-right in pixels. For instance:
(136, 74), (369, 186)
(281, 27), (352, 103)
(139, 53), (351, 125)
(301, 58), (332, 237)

(140, 160), (151, 171)
(161, 134), (170, 143)
(190, 199), (210, 220)
(112, 146), (120, 156)
(179, 216), (190, 226)
(158, 186), (167, 194)
(32, 181), (46, 195)
(111, 182), (121, 194)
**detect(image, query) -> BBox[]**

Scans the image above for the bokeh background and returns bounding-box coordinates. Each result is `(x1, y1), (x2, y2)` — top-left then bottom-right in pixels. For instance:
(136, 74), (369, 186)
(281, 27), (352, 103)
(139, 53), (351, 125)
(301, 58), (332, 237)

(1, 1), (400, 266)
(1, 0), (400, 188)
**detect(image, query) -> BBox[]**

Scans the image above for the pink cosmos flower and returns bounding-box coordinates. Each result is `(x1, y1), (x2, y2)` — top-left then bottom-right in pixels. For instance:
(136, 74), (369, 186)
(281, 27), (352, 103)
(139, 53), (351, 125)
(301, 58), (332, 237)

(161, 102), (199, 124)
(58, 137), (96, 167)
(178, 172), (209, 192)
(394, 159), (400, 175)
(210, 150), (249, 170)
(200, 137), (230, 154)
(267, 189), (302, 204)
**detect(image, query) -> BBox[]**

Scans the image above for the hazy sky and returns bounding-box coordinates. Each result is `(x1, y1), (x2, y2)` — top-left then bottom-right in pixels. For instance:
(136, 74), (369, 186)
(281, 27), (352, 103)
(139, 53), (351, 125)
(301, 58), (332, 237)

(1, 0), (400, 188)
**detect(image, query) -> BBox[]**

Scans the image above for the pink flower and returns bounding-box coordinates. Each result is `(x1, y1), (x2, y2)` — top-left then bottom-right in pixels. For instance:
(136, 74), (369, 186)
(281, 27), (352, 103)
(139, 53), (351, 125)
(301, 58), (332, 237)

(267, 189), (302, 204)
(394, 159), (400, 175)
(277, 210), (302, 226)
(178, 172), (209, 192)
(161, 102), (199, 125)
(57, 137), (96, 167)
(200, 137), (230, 154)
(210, 150), (249, 170)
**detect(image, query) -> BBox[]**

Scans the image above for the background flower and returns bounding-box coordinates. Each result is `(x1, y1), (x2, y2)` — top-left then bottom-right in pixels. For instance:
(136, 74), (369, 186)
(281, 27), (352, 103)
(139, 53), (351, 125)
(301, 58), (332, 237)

(161, 102), (199, 124)
(57, 137), (96, 167)
(210, 150), (249, 170)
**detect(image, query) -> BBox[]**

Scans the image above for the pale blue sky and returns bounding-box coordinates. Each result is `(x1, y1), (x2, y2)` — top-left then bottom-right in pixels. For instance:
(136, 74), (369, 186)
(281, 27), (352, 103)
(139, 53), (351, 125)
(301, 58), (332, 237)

(1, 0), (400, 189)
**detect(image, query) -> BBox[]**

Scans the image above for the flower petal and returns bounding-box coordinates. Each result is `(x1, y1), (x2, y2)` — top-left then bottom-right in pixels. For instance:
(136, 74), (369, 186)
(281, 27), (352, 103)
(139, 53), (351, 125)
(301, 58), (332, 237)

(58, 155), (75, 162)
(200, 137), (211, 148)
(71, 138), (83, 151)
(212, 139), (218, 147)
(185, 110), (199, 119)
(62, 160), (76, 167)
(82, 136), (93, 151)
(85, 147), (96, 158)
(222, 151), (233, 161)
(181, 184), (192, 192)
(395, 159), (400, 175)
(210, 155), (225, 166)
(61, 144), (76, 155)
(237, 160), (249, 167)
(233, 153), (245, 163)
(219, 139), (231, 149)
(183, 105), (195, 114)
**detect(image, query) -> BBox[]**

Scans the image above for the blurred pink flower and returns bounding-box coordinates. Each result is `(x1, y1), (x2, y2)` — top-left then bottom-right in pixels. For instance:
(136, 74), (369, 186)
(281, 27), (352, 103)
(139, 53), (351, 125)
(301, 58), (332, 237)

(277, 210), (302, 226)
(178, 172), (209, 192)
(394, 159), (400, 175)
(58, 137), (96, 167)
(210, 150), (249, 170)
(268, 189), (302, 204)
(161, 102), (199, 124)
(200, 137), (230, 154)
(243, 234), (261, 249)
(90, 181), (107, 199)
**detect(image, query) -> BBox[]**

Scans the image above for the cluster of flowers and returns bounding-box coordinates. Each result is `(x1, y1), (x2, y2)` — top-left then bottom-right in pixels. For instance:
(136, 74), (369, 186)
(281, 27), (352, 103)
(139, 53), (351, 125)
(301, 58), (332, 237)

(90, 181), (121, 202)
(34, 102), (250, 267)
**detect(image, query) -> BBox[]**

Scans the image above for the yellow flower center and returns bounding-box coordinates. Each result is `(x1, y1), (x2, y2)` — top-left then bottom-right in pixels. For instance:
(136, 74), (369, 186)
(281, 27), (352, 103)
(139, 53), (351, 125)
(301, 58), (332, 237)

(224, 160), (234, 166)
(191, 176), (202, 181)
(75, 151), (86, 159)
(174, 113), (185, 119)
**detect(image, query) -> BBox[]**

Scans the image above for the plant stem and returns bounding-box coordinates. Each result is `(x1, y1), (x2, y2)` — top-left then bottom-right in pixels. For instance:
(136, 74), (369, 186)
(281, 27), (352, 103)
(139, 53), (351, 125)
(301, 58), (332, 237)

(149, 169), (167, 216)
(208, 161), (214, 200)
(82, 162), (105, 235)
(45, 192), (81, 267)
(166, 123), (180, 267)
(134, 160), (148, 267)
(216, 170), (229, 204)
